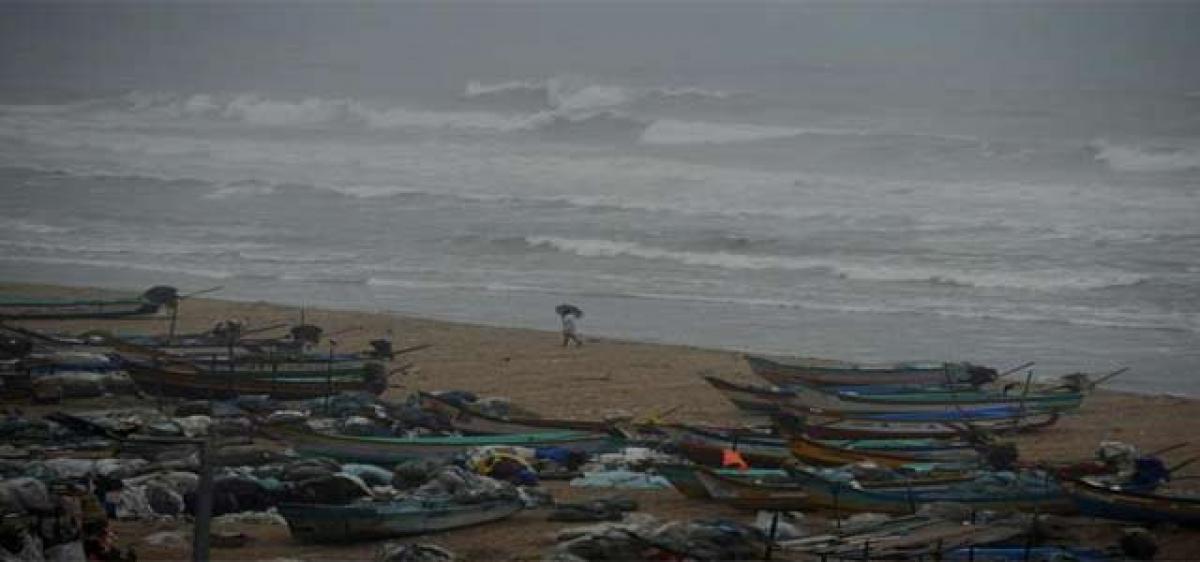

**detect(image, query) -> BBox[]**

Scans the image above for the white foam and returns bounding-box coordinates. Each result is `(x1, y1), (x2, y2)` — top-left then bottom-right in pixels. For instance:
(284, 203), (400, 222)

(463, 77), (735, 110)
(526, 236), (832, 272)
(0, 255), (235, 280)
(464, 80), (548, 99)
(649, 86), (735, 101)
(523, 236), (1150, 291)
(204, 183), (278, 199)
(639, 119), (970, 146)
(0, 218), (73, 234)
(1089, 138), (1200, 173)
(641, 119), (811, 145)
(106, 91), (531, 132)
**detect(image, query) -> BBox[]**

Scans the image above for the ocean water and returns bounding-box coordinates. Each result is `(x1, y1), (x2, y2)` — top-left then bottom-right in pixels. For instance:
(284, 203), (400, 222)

(1, 1), (1198, 393)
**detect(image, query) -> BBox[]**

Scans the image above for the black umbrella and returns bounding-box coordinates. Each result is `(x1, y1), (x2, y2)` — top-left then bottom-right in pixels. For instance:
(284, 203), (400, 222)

(140, 285), (180, 307)
(290, 324), (324, 345)
(555, 304), (583, 318)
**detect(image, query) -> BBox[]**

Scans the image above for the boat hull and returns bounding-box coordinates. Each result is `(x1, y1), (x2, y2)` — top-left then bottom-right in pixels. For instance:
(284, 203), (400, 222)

(416, 392), (615, 435)
(788, 410), (1060, 439)
(781, 379), (1082, 414)
(788, 434), (980, 468)
(1062, 480), (1200, 526)
(124, 362), (382, 399)
(746, 355), (978, 387)
(277, 499), (522, 543)
(271, 425), (616, 464)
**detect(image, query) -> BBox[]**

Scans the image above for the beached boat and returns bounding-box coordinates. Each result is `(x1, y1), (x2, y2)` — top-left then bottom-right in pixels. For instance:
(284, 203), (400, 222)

(943, 546), (1111, 562)
(691, 466), (811, 510)
(120, 355), (388, 399)
(776, 409), (1060, 440)
(705, 376), (991, 416)
(745, 354), (998, 387)
(697, 466), (1071, 514)
(788, 433), (980, 468)
(702, 376), (792, 414)
(1061, 478), (1200, 526)
(654, 463), (791, 499)
(277, 497), (523, 543)
(780, 379), (1083, 414)
(100, 332), (392, 399)
(0, 286), (176, 320)
(658, 463), (973, 501)
(269, 424), (615, 464)
(415, 391), (616, 435)
(782, 515), (1029, 560)
(657, 424), (791, 467)
(660, 424), (976, 469)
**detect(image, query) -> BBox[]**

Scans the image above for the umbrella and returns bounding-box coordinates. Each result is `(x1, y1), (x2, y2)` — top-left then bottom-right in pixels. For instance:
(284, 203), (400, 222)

(291, 324), (324, 345)
(555, 304), (583, 318)
(140, 285), (180, 307)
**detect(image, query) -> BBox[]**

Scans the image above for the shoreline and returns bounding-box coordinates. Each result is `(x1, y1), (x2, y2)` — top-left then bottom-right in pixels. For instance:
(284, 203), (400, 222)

(3, 280), (1198, 455)
(4, 280), (1200, 559)
(0, 278), (1189, 400)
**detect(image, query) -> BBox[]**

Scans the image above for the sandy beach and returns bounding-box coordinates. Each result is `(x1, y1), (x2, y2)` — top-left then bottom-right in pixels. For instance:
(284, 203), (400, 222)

(3, 281), (1199, 560)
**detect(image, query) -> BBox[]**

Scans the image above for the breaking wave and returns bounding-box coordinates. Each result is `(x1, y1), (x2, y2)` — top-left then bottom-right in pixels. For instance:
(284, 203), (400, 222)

(119, 91), (531, 131)
(0, 255), (235, 280)
(522, 236), (1150, 291)
(0, 218), (73, 234)
(91, 91), (649, 140)
(463, 77), (734, 112)
(1089, 138), (1200, 173)
(639, 120), (873, 145)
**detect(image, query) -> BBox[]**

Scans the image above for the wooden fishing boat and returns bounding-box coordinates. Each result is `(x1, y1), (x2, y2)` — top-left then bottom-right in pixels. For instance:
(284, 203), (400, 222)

(269, 424), (615, 464)
(103, 332), (391, 399)
(0, 286), (175, 320)
(783, 515), (1028, 560)
(1061, 478), (1200, 526)
(415, 391), (616, 435)
(702, 376), (792, 414)
(660, 424), (978, 469)
(660, 464), (973, 501)
(696, 466), (1069, 514)
(788, 433), (980, 468)
(691, 466), (811, 510)
(705, 376), (988, 416)
(277, 497), (522, 543)
(778, 408), (1060, 440)
(657, 424), (791, 468)
(780, 379), (1083, 414)
(745, 354), (998, 387)
(942, 546), (1111, 562)
(122, 358), (388, 399)
(654, 463), (791, 499)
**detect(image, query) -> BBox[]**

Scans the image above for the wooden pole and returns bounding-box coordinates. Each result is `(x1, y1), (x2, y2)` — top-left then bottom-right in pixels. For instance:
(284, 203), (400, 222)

(995, 361), (1036, 379)
(191, 437), (214, 562)
(764, 511), (780, 560)
(168, 303), (179, 345)
(325, 340), (336, 415)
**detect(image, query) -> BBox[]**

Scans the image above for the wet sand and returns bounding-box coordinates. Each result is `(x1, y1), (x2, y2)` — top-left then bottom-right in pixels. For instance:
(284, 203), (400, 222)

(4, 282), (1198, 560)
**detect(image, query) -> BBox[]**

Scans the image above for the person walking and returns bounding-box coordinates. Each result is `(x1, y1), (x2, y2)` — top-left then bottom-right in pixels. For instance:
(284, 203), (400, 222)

(561, 312), (583, 347)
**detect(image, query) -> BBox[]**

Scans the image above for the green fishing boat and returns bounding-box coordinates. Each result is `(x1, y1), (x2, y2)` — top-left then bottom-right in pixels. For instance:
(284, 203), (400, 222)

(270, 424), (616, 464)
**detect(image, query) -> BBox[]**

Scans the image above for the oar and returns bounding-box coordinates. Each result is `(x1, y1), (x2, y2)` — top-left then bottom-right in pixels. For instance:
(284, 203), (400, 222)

(327, 326), (364, 338)
(180, 285), (224, 300)
(1087, 367), (1130, 390)
(639, 404), (684, 426)
(392, 343), (432, 357)
(1169, 456), (1200, 474)
(1148, 442), (1191, 457)
(238, 322), (290, 337)
(165, 285), (224, 343)
(994, 361), (1036, 379)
